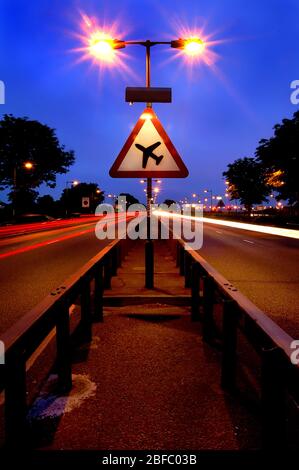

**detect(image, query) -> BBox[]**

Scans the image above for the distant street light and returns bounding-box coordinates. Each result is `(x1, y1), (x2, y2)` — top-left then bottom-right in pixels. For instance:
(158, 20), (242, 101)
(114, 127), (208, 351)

(107, 193), (117, 203)
(24, 161), (33, 170)
(12, 161), (35, 218)
(204, 189), (213, 211)
(65, 180), (80, 217)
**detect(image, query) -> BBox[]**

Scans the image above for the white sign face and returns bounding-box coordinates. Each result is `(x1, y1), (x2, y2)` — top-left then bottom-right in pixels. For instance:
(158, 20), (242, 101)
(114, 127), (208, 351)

(118, 118), (180, 172)
(110, 108), (188, 178)
(82, 197), (90, 208)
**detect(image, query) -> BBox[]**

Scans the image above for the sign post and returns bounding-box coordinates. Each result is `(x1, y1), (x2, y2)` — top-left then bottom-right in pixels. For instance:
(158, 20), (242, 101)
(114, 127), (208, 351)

(110, 105), (188, 289)
(145, 41), (153, 289)
(110, 41), (188, 288)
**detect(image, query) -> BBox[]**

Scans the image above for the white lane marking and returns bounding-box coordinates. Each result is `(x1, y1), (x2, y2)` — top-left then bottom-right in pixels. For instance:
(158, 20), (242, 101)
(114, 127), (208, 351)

(243, 239), (254, 244)
(45, 229), (89, 245)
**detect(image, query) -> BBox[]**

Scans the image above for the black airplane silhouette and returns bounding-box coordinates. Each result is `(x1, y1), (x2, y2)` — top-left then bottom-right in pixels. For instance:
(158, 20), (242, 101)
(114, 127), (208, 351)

(135, 141), (164, 169)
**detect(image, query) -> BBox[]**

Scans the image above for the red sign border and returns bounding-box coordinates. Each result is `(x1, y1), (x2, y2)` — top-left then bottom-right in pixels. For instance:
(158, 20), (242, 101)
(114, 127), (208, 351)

(109, 107), (189, 178)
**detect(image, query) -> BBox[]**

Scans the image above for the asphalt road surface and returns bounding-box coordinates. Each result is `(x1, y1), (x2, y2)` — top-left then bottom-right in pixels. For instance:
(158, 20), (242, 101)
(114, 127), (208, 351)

(0, 216), (298, 340)
(0, 216), (118, 335)
(199, 222), (299, 338)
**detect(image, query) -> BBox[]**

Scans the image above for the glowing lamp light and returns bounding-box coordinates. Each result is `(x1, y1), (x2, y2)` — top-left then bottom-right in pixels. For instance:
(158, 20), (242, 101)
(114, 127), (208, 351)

(88, 32), (125, 62)
(171, 37), (205, 56)
(24, 162), (33, 169)
(89, 32), (114, 61)
(184, 38), (205, 56)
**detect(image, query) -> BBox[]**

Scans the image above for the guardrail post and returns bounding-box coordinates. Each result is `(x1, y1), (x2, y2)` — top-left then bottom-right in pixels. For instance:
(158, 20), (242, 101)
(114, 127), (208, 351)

(176, 242), (180, 268)
(145, 240), (154, 289)
(111, 247), (118, 276)
(81, 277), (92, 342)
(179, 246), (185, 275)
(221, 300), (237, 390)
(56, 303), (72, 392)
(191, 262), (201, 321)
(94, 263), (104, 322)
(5, 349), (27, 448)
(261, 347), (286, 449)
(104, 254), (112, 289)
(157, 217), (162, 240)
(117, 243), (122, 268)
(202, 276), (215, 343)
(184, 251), (192, 288)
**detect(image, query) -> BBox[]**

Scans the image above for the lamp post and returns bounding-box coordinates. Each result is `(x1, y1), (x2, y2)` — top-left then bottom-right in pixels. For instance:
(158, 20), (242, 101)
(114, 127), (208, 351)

(12, 161), (34, 218)
(65, 180), (79, 217)
(84, 30), (206, 287)
(204, 189), (213, 212)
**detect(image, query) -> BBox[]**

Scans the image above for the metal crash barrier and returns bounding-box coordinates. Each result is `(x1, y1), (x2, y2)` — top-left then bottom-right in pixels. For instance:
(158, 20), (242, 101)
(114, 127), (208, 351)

(0, 236), (132, 448)
(169, 234), (299, 450)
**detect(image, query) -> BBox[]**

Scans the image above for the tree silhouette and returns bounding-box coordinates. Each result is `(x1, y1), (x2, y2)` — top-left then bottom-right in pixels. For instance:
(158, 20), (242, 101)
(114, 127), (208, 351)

(163, 199), (177, 206)
(255, 111), (299, 205)
(223, 157), (269, 214)
(60, 182), (104, 214)
(118, 193), (140, 208)
(36, 195), (57, 215)
(0, 115), (75, 195)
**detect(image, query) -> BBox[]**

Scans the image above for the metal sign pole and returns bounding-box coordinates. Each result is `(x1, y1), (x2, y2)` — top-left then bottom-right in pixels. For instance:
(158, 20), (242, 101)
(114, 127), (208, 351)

(145, 40), (154, 288)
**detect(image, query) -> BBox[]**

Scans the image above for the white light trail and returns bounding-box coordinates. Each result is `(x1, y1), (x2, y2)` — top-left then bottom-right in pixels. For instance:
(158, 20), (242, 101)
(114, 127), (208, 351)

(154, 210), (299, 240)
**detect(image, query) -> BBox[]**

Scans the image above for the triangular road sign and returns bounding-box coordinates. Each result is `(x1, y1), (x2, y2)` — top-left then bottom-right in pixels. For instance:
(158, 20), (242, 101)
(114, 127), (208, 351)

(109, 107), (189, 178)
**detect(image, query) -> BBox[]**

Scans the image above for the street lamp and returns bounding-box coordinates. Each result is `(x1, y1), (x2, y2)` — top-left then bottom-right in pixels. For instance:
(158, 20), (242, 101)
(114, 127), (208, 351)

(24, 161), (33, 170)
(171, 38), (205, 56)
(84, 32), (205, 225)
(12, 161), (34, 218)
(65, 180), (80, 217)
(153, 186), (160, 204)
(107, 193), (117, 203)
(82, 26), (207, 288)
(88, 32), (125, 62)
(204, 189), (213, 211)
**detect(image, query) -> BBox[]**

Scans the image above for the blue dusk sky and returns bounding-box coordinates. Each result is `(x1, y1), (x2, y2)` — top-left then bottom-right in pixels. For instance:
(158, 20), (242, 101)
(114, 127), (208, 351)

(0, 0), (298, 203)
